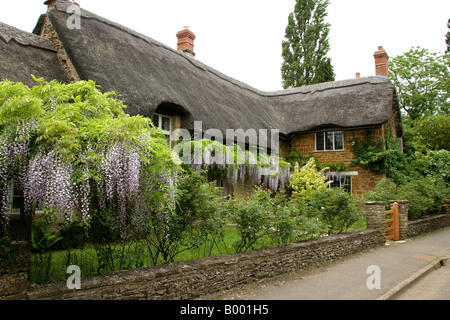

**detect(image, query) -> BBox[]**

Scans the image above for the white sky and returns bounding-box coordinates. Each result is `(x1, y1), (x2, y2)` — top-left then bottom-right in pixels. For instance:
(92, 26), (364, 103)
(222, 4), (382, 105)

(1, 0), (449, 91)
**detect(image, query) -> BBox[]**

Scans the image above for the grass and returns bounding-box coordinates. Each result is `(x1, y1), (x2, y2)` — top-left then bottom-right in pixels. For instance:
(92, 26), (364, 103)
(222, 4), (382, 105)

(30, 219), (367, 285)
(30, 225), (242, 284)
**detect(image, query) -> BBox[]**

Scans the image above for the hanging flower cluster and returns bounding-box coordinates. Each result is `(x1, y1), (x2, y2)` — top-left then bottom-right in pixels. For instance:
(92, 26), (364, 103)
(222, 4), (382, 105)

(178, 139), (291, 192)
(97, 142), (142, 237)
(0, 119), (38, 232)
(25, 151), (75, 220)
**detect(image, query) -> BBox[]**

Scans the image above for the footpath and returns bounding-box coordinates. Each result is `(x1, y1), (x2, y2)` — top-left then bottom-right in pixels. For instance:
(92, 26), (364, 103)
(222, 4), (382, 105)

(203, 226), (450, 300)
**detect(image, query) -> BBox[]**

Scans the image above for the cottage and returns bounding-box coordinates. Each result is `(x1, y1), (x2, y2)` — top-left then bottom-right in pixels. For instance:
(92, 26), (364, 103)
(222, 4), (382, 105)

(0, 0), (402, 196)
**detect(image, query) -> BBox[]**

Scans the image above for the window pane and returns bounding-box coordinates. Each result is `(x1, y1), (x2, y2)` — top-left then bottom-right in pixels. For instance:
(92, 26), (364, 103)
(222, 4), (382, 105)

(326, 174), (352, 193)
(326, 132), (334, 150)
(316, 133), (324, 151)
(152, 115), (159, 127)
(342, 176), (352, 193)
(161, 116), (171, 131)
(334, 131), (343, 150)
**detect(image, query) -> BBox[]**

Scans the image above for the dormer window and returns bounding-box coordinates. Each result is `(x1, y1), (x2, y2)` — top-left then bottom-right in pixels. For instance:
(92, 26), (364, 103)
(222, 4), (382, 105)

(152, 113), (172, 143)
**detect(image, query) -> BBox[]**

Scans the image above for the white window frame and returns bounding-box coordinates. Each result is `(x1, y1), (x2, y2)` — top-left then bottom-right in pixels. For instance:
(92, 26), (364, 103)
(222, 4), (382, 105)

(152, 113), (172, 142)
(315, 131), (344, 151)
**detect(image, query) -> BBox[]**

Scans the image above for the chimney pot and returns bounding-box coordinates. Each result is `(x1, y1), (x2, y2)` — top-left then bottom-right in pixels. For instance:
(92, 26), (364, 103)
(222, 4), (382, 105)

(356, 72), (360, 79)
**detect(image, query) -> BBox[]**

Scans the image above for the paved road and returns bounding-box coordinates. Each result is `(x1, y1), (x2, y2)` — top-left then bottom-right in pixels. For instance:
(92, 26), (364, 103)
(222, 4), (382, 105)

(202, 227), (450, 300)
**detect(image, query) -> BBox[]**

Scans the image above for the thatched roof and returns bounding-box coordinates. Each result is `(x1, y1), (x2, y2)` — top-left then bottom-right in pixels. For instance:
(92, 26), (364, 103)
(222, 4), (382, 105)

(0, 22), (69, 86)
(269, 77), (401, 136)
(46, 3), (280, 141)
(2, 2), (402, 140)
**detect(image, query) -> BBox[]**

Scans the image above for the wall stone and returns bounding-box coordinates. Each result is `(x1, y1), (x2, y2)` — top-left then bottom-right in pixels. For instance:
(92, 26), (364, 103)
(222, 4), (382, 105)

(0, 214), (32, 300)
(407, 213), (450, 238)
(364, 201), (386, 238)
(25, 229), (384, 300)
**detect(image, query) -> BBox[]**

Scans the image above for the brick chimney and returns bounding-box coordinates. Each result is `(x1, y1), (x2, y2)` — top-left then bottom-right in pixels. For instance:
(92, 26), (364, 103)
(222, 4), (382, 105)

(374, 46), (389, 78)
(176, 26), (196, 57)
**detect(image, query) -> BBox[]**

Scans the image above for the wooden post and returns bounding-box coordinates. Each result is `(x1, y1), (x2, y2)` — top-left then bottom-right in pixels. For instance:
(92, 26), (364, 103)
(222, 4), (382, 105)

(390, 200), (409, 240)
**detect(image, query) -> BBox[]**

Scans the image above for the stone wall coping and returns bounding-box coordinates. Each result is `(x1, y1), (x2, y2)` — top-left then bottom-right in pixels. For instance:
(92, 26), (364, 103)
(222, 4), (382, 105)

(389, 200), (409, 204)
(365, 201), (386, 205)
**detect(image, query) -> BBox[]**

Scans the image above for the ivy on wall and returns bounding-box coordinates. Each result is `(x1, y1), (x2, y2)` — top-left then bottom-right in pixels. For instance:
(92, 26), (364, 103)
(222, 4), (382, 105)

(350, 129), (407, 183)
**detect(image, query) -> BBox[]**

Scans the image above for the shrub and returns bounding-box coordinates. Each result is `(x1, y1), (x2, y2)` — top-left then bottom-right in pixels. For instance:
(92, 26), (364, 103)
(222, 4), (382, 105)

(288, 158), (331, 201)
(174, 167), (227, 257)
(57, 221), (89, 249)
(226, 187), (272, 252)
(397, 177), (448, 219)
(366, 177), (449, 220)
(306, 188), (362, 234)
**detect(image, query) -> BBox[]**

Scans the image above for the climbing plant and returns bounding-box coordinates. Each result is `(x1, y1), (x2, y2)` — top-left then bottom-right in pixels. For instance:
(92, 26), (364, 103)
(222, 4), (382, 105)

(0, 77), (177, 237)
(176, 139), (291, 192)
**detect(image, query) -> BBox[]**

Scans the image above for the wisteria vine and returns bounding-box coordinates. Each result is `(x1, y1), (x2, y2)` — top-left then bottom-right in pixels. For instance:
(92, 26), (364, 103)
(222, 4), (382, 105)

(0, 79), (176, 239)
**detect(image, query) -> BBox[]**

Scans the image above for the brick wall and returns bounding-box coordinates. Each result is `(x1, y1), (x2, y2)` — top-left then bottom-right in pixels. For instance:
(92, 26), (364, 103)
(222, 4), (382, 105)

(290, 128), (386, 195)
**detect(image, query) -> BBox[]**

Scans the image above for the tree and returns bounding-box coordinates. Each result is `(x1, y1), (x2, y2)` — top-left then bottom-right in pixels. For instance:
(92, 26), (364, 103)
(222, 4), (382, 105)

(281, 0), (334, 88)
(389, 47), (450, 120)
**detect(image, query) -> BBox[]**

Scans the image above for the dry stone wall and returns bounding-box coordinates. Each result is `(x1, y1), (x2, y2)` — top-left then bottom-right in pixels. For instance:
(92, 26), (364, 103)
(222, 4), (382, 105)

(26, 229), (384, 300)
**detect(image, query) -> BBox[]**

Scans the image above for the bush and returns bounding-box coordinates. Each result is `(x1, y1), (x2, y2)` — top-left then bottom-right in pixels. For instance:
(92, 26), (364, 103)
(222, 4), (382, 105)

(288, 158), (331, 201)
(292, 188), (362, 235)
(366, 177), (449, 220)
(57, 221), (89, 249)
(226, 187), (272, 252)
(175, 168), (227, 257)
(397, 178), (448, 219)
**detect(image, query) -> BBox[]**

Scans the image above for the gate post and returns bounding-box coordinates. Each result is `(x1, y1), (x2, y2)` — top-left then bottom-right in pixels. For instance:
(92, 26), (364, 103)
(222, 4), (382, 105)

(364, 201), (386, 242)
(390, 200), (409, 240)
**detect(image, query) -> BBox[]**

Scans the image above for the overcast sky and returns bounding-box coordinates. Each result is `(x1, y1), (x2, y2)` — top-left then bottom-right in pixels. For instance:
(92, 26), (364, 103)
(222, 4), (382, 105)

(1, 0), (449, 91)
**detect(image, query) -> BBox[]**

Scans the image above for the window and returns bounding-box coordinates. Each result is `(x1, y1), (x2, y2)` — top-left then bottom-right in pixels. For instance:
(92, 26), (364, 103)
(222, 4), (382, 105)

(5, 181), (22, 216)
(152, 113), (172, 143)
(325, 172), (355, 194)
(316, 131), (344, 151)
